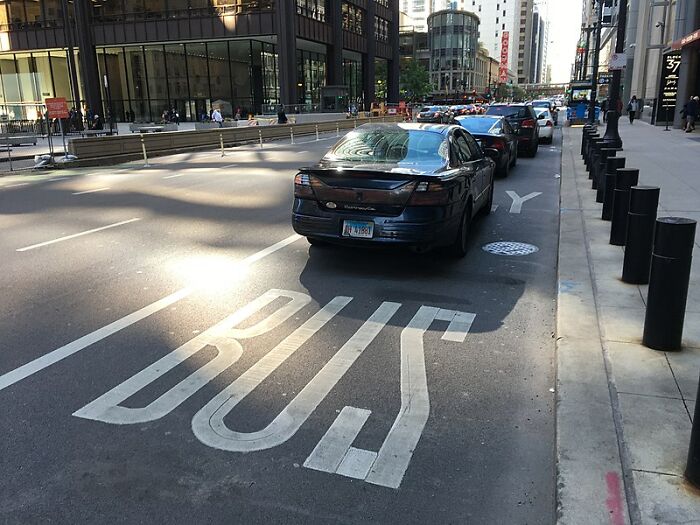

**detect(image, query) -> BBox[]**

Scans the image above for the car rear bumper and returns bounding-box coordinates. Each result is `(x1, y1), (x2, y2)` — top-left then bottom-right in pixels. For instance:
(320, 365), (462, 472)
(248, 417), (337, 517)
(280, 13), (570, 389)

(292, 199), (461, 247)
(539, 126), (554, 139)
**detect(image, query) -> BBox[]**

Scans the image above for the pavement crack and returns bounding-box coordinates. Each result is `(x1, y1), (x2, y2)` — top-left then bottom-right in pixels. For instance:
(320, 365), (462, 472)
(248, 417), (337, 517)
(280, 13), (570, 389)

(664, 353), (694, 423)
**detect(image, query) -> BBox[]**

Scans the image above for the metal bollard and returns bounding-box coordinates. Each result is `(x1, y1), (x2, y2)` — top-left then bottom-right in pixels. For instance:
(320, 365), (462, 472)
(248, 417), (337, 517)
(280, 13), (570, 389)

(602, 157), (626, 220)
(622, 186), (660, 284)
(609, 168), (639, 245)
(258, 129), (263, 148)
(290, 127), (294, 144)
(140, 133), (150, 168)
(595, 147), (621, 198)
(584, 134), (600, 169)
(315, 124), (319, 141)
(588, 138), (606, 176)
(588, 139), (606, 179)
(642, 217), (697, 351)
(581, 125), (596, 158)
(220, 133), (225, 157)
(686, 377), (700, 487)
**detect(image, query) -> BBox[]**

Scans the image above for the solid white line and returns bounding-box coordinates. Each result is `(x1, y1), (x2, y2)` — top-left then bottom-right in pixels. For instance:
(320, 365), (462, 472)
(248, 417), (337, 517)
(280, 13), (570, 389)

(163, 173), (185, 179)
(16, 218), (141, 252)
(0, 233), (302, 392)
(72, 187), (110, 195)
(221, 163), (238, 169)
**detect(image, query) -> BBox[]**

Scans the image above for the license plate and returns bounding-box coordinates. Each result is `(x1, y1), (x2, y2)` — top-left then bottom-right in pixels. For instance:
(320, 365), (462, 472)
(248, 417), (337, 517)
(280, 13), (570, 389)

(342, 220), (374, 239)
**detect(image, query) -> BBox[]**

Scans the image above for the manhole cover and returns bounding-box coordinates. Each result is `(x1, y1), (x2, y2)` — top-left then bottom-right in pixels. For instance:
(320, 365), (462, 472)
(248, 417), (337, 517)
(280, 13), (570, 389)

(482, 241), (539, 256)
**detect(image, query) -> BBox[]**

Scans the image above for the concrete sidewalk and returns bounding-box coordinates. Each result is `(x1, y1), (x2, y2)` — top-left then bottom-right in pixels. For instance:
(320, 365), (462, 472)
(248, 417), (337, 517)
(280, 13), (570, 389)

(557, 119), (700, 524)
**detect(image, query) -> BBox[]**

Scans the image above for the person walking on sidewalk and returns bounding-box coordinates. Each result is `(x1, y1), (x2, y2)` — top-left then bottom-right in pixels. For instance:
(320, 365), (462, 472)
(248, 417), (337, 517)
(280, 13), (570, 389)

(684, 96), (698, 132)
(627, 96), (639, 124)
(601, 99), (608, 123)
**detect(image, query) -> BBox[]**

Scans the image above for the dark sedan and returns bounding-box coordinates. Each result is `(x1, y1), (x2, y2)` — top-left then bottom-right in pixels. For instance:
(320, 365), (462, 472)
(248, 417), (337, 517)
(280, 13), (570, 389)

(292, 123), (496, 256)
(455, 115), (518, 177)
(484, 103), (539, 157)
(417, 106), (451, 123)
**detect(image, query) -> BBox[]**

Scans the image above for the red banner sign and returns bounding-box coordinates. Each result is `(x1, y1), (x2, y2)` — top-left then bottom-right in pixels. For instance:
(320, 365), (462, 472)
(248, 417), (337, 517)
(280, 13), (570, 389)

(499, 31), (510, 83)
(45, 97), (69, 119)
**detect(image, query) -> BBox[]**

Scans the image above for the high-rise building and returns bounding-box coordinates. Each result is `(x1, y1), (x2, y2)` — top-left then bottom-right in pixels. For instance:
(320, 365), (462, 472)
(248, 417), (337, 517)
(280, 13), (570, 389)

(0, 1), (401, 122)
(529, 1), (549, 83)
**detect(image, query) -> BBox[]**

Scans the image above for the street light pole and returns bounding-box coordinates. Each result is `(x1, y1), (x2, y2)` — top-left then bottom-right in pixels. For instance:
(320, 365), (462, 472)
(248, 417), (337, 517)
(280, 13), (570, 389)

(603, 0), (629, 147)
(588, 0), (604, 124)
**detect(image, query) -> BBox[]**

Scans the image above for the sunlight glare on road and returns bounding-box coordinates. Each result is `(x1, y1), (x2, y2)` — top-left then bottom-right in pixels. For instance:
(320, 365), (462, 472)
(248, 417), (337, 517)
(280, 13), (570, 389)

(168, 253), (250, 292)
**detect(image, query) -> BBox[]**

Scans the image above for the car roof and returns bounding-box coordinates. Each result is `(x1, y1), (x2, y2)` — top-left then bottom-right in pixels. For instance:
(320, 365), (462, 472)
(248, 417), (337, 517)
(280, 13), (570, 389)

(355, 122), (455, 136)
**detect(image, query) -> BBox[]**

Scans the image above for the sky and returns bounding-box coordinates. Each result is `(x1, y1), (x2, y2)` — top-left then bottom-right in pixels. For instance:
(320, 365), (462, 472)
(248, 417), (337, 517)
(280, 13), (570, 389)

(543, 0), (584, 83)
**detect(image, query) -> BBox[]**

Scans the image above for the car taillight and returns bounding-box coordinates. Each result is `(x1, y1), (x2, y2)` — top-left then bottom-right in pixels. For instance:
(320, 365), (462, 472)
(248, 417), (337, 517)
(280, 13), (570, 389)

(521, 118), (536, 128)
(408, 181), (450, 206)
(546, 121), (553, 127)
(491, 139), (505, 150)
(435, 112), (442, 116)
(294, 172), (314, 199)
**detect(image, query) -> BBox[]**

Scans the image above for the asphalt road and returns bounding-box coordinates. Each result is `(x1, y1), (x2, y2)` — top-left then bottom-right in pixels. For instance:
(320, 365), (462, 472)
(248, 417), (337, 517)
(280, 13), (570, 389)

(0, 127), (562, 524)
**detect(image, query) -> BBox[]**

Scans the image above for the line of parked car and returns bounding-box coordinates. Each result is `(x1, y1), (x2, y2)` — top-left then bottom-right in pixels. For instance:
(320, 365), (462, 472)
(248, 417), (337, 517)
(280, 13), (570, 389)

(290, 100), (560, 257)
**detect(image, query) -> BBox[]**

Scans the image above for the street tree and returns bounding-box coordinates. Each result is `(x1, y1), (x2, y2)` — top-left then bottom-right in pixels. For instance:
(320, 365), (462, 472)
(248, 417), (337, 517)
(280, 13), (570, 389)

(400, 60), (432, 103)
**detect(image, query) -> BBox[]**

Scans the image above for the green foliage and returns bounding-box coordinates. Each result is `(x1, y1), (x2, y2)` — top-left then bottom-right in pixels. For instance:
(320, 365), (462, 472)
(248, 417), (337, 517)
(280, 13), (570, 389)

(399, 60), (432, 103)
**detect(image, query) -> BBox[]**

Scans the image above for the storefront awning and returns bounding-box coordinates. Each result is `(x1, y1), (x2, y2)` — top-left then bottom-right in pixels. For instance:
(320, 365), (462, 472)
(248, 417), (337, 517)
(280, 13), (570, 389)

(672, 29), (700, 50)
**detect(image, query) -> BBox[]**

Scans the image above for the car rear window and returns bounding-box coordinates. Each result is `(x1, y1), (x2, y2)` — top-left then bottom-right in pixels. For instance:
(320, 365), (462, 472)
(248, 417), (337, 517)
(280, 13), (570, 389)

(456, 117), (501, 134)
(485, 106), (530, 118)
(421, 106), (442, 112)
(323, 129), (447, 164)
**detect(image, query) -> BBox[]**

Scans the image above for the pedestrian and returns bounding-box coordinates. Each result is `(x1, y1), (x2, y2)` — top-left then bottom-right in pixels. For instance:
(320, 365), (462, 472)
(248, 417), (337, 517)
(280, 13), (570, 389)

(234, 107), (241, 121)
(685, 95), (698, 133)
(601, 99), (608, 123)
(277, 105), (288, 124)
(627, 95), (639, 124)
(212, 108), (224, 128)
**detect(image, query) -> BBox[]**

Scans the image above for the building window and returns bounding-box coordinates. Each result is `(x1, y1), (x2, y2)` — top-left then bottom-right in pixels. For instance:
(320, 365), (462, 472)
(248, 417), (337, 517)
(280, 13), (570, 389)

(375, 16), (389, 41)
(296, 0), (327, 22)
(375, 0), (389, 7)
(342, 2), (364, 34)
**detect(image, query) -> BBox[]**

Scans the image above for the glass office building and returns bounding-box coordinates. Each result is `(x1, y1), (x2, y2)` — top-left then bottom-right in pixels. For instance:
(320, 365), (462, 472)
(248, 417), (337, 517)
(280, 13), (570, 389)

(427, 9), (479, 95)
(0, 0), (400, 121)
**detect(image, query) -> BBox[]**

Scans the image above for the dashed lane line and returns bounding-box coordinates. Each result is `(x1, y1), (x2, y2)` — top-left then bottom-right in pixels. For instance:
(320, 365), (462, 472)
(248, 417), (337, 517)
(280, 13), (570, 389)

(0, 233), (302, 392)
(15, 218), (141, 252)
(72, 187), (110, 195)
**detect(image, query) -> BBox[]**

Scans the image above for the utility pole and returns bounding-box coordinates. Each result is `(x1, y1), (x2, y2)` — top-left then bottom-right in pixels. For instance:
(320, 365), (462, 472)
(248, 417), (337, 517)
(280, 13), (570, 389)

(588, 0), (604, 124)
(603, 0), (629, 147)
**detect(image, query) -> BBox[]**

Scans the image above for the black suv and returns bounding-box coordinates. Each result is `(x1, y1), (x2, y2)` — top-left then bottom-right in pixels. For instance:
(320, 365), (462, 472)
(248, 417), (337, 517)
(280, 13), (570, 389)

(484, 103), (539, 157)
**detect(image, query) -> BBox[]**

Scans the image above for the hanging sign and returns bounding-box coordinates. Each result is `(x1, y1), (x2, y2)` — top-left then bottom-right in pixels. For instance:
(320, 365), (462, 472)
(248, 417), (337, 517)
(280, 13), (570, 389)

(499, 31), (510, 83)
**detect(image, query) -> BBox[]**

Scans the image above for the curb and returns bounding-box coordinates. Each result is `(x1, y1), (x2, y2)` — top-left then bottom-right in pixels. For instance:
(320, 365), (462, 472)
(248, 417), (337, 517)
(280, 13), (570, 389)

(555, 126), (631, 525)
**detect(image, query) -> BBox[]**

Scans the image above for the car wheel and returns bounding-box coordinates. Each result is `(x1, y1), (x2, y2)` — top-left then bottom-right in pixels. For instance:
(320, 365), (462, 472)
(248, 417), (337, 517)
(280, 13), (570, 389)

(528, 140), (538, 157)
(450, 202), (472, 258)
(307, 237), (326, 247)
(498, 156), (510, 178)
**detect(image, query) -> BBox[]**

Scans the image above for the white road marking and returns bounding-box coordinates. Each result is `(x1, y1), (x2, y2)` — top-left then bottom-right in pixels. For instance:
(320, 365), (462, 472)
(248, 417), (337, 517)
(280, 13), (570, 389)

(221, 164), (238, 169)
(505, 190), (542, 214)
(48, 177), (69, 182)
(491, 204), (499, 212)
(72, 187), (110, 195)
(304, 306), (476, 489)
(163, 173), (185, 179)
(304, 407), (373, 474)
(5, 182), (29, 188)
(0, 234), (301, 392)
(191, 295), (356, 451)
(74, 290), (311, 424)
(16, 218), (141, 252)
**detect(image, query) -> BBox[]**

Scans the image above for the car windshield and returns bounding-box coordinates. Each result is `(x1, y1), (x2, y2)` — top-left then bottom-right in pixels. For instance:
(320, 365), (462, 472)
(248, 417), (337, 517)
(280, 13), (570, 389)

(456, 117), (501, 134)
(421, 106), (442, 112)
(486, 106), (530, 118)
(534, 108), (551, 118)
(323, 129), (448, 166)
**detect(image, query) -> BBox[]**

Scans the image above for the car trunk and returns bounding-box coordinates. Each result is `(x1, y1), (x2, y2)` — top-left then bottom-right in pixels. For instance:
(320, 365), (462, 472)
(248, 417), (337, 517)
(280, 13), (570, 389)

(305, 168), (423, 216)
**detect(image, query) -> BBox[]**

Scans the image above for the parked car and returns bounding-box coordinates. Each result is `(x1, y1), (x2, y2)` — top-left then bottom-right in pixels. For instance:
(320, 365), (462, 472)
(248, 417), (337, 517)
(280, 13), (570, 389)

(291, 123), (496, 256)
(534, 108), (554, 144)
(417, 105), (451, 123)
(484, 103), (539, 157)
(532, 99), (559, 124)
(450, 105), (469, 116)
(455, 115), (518, 177)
